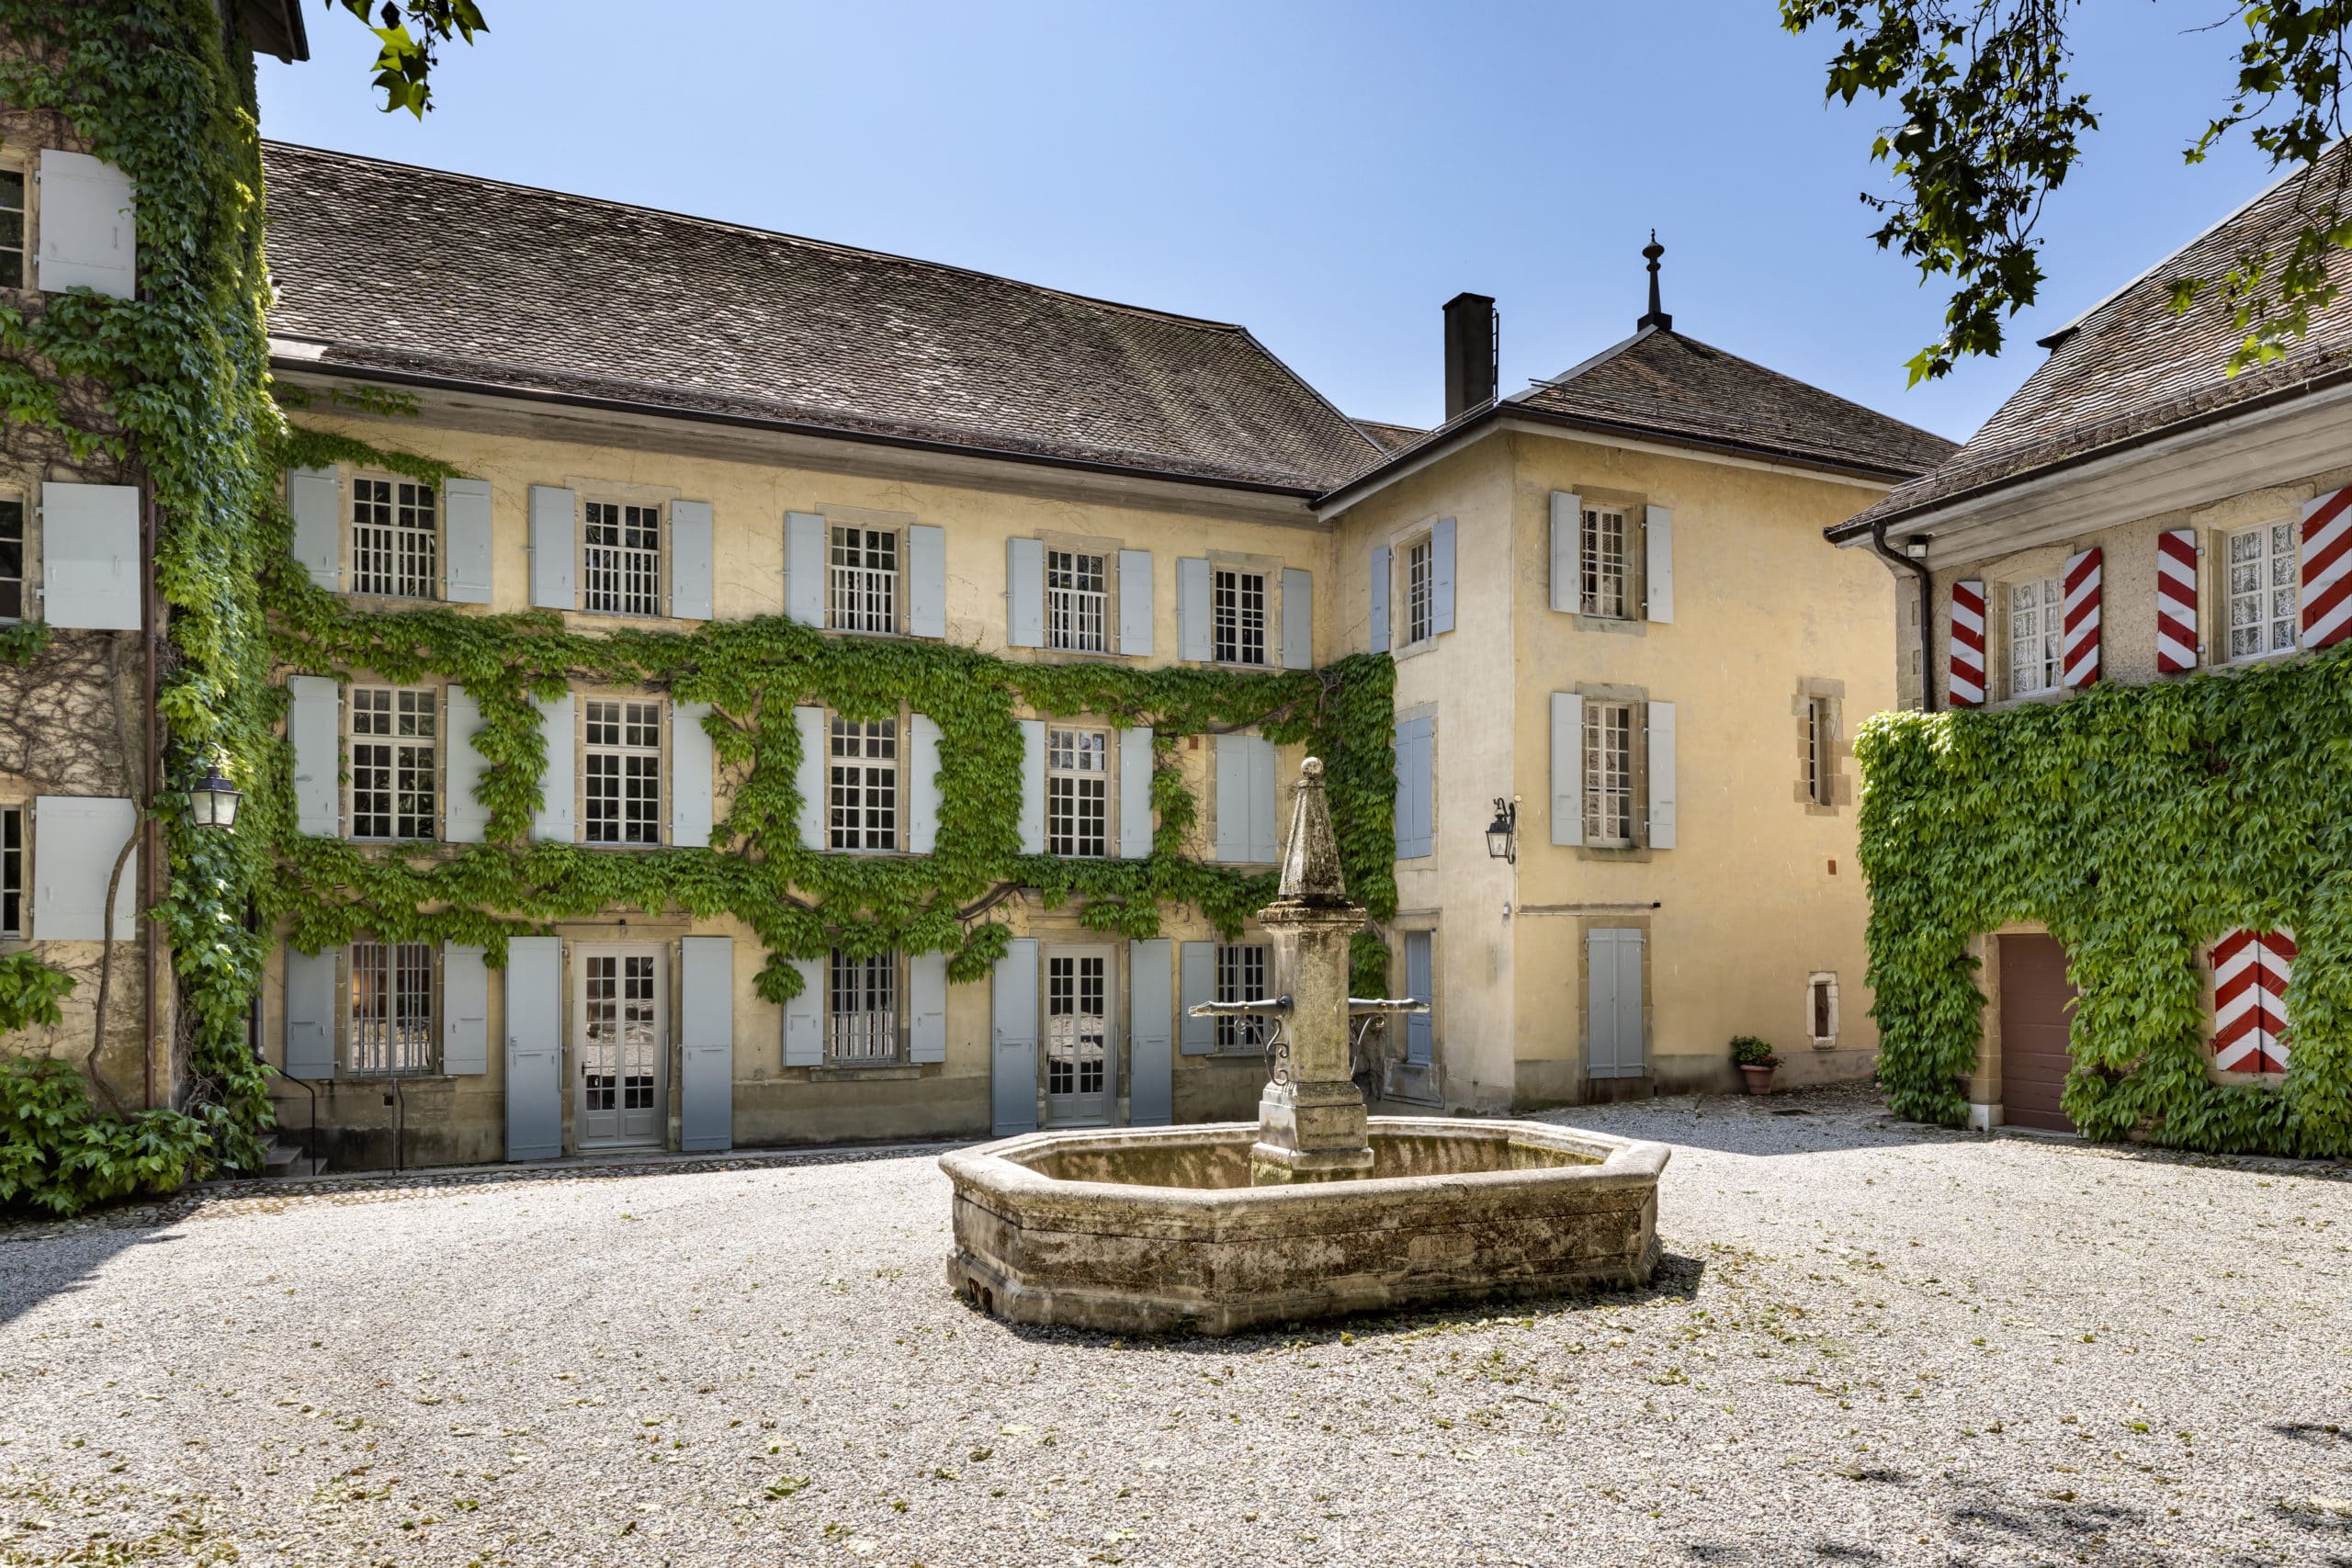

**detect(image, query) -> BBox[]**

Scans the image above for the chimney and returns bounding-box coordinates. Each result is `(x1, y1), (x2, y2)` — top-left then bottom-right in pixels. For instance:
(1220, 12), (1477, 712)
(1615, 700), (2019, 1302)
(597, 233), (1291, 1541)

(1442, 292), (1497, 422)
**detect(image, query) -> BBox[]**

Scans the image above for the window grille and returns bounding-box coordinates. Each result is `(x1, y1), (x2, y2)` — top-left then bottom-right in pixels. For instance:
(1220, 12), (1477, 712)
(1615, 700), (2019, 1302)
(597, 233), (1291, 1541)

(349, 686), (438, 840)
(1213, 568), (1267, 665)
(1046, 728), (1108, 858)
(1047, 549), (1108, 652)
(1581, 506), (1629, 617)
(2007, 576), (2063, 695)
(1406, 536), (1434, 644)
(1804, 695), (1832, 807)
(828, 525), (899, 634)
(1583, 702), (1634, 847)
(582, 953), (659, 1110)
(1215, 942), (1269, 1052)
(2227, 521), (2300, 661)
(829, 716), (899, 850)
(0, 169), (22, 290)
(0, 805), (20, 938)
(584, 698), (662, 844)
(1046, 953), (1108, 1094)
(829, 950), (898, 1060)
(349, 940), (435, 1075)
(0, 497), (21, 621)
(583, 501), (662, 616)
(351, 478), (438, 600)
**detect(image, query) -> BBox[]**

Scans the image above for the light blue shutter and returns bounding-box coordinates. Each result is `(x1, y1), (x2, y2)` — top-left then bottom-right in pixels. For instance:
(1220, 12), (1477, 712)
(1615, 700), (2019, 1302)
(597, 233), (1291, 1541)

(36, 149), (136, 297)
(1431, 516), (1456, 634)
(1369, 546), (1390, 653)
(1118, 549), (1153, 656)
(527, 486), (574, 609)
(1551, 692), (1584, 847)
(784, 512), (825, 626)
(782, 957), (824, 1066)
(909, 951), (948, 1064)
(1006, 537), (1045, 649)
(283, 945), (335, 1081)
(443, 478), (493, 604)
(32, 795), (135, 941)
(1118, 726), (1154, 859)
(794, 705), (826, 849)
(1215, 736), (1248, 863)
(1549, 491), (1580, 613)
(1177, 558), (1211, 661)
(1587, 928), (1645, 1078)
(908, 713), (942, 854)
(444, 684), (490, 844)
(1250, 737), (1279, 863)
(1645, 505), (1674, 624)
(1394, 716), (1432, 859)
(1017, 718), (1046, 853)
(531, 693), (573, 842)
(41, 482), (140, 629)
(1128, 938), (1173, 1124)
(991, 939), (1039, 1134)
(442, 942), (489, 1075)
(504, 937), (563, 1158)
(671, 499), (714, 621)
(680, 936), (734, 1151)
(287, 675), (340, 837)
(1405, 931), (1433, 1066)
(1282, 568), (1313, 670)
(909, 524), (945, 637)
(1646, 700), (1677, 849)
(671, 700), (715, 848)
(288, 468), (342, 592)
(1179, 941), (1215, 1055)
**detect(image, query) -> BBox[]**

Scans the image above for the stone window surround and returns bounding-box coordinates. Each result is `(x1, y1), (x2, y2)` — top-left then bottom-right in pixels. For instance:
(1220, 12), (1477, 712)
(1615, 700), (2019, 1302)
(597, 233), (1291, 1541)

(335, 936), (443, 1079)
(1035, 526), (1125, 659)
(1574, 679), (1652, 863)
(825, 705), (899, 854)
(1567, 484), (1652, 637)
(345, 682), (442, 843)
(1805, 970), (1839, 1050)
(571, 686), (672, 850)
(1205, 546), (1285, 669)
(825, 947), (906, 1064)
(1792, 677), (1853, 815)
(568, 475), (680, 623)
(0, 483), (32, 626)
(335, 467), (445, 605)
(1573, 910), (1651, 1079)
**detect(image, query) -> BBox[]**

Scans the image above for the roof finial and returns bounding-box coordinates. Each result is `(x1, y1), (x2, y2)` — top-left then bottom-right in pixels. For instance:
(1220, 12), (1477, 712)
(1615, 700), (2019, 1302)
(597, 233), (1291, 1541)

(1638, 230), (1672, 333)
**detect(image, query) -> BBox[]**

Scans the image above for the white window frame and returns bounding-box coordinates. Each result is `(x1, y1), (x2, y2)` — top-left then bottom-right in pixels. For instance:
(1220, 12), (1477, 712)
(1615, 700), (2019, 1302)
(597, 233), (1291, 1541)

(348, 685), (439, 841)
(583, 697), (663, 846)
(1046, 547), (1108, 653)
(1804, 694), (1832, 807)
(582, 500), (663, 617)
(829, 714), (899, 852)
(1404, 535), (1435, 646)
(1581, 505), (1630, 618)
(348, 939), (436, 1077)
(828, 524), (899, 635)
(1215, 942), (1270, 1053)
(0, 164), (23, 291)
(2225, 519), (2300, 664)
(349, 475), (439, 601)
(827, 949), (899, 1062)
(0, 804), (21, 939)
(1213, 568), (1268, 666)
(1046, 950), (1112, 1096)
(0, 494), (23, 623)
(2007, 574), (2063, 697)
(1584, 701), (1634, 848)
(1046, 727), (1109, 858)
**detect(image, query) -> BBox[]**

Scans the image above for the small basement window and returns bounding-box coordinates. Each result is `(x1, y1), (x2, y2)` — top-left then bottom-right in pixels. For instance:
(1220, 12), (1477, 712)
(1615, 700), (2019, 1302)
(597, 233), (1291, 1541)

(1807, 973), (1838, 1047)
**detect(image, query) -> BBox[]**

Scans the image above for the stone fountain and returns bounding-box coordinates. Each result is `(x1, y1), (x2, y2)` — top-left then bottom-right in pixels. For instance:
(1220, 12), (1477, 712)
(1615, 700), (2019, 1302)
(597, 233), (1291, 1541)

(942, 758), (1669, 1336)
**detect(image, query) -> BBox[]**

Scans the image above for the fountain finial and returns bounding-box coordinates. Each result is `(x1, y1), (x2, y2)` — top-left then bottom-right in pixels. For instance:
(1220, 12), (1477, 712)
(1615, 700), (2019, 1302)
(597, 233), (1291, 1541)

(1275, 756), (1351, 907)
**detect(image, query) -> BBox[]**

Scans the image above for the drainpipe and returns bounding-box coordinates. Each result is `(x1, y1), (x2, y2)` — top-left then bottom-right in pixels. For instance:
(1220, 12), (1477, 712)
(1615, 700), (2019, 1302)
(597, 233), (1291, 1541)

(141, 489), (160, 1107)
(1869, 518), (1938, 713)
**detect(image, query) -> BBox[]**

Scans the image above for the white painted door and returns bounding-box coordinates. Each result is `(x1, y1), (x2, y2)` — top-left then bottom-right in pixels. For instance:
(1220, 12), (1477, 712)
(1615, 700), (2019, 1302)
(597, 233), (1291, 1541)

(1044, 946), (1114, 1126)
(575, 943), (666, 1146)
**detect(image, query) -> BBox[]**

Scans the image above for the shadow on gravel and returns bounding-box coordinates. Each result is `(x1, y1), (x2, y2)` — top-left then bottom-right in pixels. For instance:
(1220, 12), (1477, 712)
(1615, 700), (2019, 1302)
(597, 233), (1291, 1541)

(0, 1223), (182, 1328)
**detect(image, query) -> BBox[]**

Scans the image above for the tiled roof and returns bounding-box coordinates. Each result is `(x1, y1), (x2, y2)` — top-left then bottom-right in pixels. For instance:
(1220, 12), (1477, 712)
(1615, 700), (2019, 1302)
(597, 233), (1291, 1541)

(260, 142), (1383, 492)
(1834, 149), (2352, 536)
(1351, 418), (1427, 453)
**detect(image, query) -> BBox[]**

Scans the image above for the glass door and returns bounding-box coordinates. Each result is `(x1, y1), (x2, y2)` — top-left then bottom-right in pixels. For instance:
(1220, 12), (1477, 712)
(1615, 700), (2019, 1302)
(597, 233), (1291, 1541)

(1043, 946), (1114, 1126)
(576, 943), (666, 1146)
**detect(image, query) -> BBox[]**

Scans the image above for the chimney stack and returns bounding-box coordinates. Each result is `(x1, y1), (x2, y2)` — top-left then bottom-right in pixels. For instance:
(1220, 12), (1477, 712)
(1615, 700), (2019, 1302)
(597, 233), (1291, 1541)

(1442, 292), (1497, 422)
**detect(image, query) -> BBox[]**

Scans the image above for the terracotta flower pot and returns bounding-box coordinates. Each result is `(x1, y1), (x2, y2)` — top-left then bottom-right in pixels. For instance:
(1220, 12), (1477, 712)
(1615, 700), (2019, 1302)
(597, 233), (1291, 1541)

(1738, 1063), (1776, 1095)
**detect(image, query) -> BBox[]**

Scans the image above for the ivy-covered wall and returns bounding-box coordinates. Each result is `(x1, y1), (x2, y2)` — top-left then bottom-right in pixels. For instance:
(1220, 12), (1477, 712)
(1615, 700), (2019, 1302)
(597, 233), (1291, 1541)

(1856, 650), (2352, 1157)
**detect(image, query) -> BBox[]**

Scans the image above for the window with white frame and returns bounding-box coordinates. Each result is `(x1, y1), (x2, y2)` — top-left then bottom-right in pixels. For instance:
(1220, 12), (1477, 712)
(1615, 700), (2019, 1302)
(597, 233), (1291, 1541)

(1215, 942), (1269, 1052)
(1581, 505), (1629, 617)
(2227, 520), (2300, 661)
(1213, 568), (1268, 665)
(349, 686), (438, 841)
(2007, 575), (2063, 696)
(828, 949), (898, 1061)
(829, 716), (898, 851)
(0, 168), (22, 290)
(348, 940), (435, 1076)
(584, 698), (662, 845)
(1584, 701), (1634, 847)
(0, 805), (20, 938)
(0, 497), (22, 620)
(828, 525), (899, 634)
(351, 477), (437, 600)
(1405, 536), (1434, 645)
(1047, 728), (1108, 858)
(583, 501), (662, 616)
(1047, 548), (1107, 653)
(1804, 694), (1832, 807)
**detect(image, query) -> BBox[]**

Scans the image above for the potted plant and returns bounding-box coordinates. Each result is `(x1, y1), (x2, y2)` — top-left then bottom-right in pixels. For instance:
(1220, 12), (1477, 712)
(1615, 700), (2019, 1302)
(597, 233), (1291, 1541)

(1731, 1035), (1780, 1095)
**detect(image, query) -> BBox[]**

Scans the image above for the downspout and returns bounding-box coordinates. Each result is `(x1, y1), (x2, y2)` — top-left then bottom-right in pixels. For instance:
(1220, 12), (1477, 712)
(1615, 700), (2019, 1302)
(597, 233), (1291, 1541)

(1869, 518), (1937, 713)
(141, 489), (160, 1107)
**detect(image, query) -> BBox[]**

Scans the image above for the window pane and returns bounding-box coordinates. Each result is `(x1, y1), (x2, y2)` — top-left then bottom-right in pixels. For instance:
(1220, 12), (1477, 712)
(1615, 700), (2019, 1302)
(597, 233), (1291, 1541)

(829, 526), (899, 634)
(584, 696), (662, 843)
(829, 949), (898, 1059)
(584, 502), (663, 615)
(829, 716), (899, 850)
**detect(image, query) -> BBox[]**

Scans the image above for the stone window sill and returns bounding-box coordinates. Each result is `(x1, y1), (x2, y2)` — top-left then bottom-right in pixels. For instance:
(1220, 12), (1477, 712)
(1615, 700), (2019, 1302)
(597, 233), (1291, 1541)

(809, 1063), (921, 1082)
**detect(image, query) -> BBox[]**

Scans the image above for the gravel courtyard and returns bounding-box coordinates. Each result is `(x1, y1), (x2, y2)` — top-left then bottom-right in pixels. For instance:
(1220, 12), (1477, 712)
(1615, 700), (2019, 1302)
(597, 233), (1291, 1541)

(3, 1089), (2348, 1567)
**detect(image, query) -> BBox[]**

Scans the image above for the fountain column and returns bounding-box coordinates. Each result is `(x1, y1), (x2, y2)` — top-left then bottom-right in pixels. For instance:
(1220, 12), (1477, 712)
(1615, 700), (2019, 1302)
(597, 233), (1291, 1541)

(1250, 757), (1376, 1184)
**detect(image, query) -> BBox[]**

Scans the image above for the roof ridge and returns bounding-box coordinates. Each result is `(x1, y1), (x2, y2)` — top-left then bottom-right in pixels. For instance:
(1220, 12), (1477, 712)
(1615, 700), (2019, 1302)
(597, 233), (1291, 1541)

(1516, 325), (1657, 398)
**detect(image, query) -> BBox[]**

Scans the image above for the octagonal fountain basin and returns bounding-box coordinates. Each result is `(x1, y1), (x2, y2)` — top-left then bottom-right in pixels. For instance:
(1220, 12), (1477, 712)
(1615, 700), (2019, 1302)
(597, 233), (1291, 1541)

(941, 1117), (1670, 1337)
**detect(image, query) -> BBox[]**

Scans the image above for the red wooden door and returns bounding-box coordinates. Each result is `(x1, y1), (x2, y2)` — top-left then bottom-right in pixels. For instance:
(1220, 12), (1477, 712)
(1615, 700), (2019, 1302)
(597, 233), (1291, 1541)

(1999, 933), (2076, 1133)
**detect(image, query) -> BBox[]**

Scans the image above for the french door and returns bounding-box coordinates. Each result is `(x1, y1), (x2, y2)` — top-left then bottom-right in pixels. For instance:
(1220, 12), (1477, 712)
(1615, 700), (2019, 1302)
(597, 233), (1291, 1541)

(575, 943), (666, 1147)
(1044, 946), (1114, 1126)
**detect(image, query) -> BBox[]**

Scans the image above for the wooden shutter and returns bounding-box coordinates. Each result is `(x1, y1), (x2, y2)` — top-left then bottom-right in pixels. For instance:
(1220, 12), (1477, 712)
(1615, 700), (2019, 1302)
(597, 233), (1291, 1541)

(908, 712), (943, 854)
(503, 936), (563, 1159)
(671, 699), (715, 849)
(1644, 505), (1674, 623)
(793, 705), (826, 848)
(1645, 700), (1677, 850)
(1250, 737), (1279, 863)
(36, 149), (135, 297)
(1177, 558), (1211, 660)
(2061, 547), (2101, 686)
(1404, 931), (1433, 1065)
(2304, 487), (2352, 649)
(781, 957), (825, 1067)
(282, 945), (336, 1081)
(2212, 928), (2295, 1074)
(670, 499), (714, 621)
(40, 481), (139, 629)
(1949, 579), (1986, 706)
(1006, 537), (1045, 649)
(1369, 546), (1391, 653)
(442, 478), (493, 604)
(1215, 736), (1250, 862)
(1550, 692), (1584, 847)
(1017, 717), (1046, 854)
(784, 512), (825, 626)
(444, 684), (490, 844)
(530, 693), (574, 842)
(908, 524), (945, 637)
(288, 467), (342, 592)
(442, 942), (489, 1075)
(990, 939), (1039, 1134)
(1430, 516), (1457, 634)
(909, 951), (948, 1065)
(1117, 548), (1153, 655)
(1549, 491), (1579, 613)
(679, 936), (734, 1150)
(1127, 939), (1173, 1124)
(287, 675), (340, 837)
(31, 795), (133, 941)
(1281, 568), (1313, 669)
(2156, 528), (2199, 672)
(1179, 940), (1216, 1055)
(1394, 715), (1432, 858)
(526, 485), (575, 610)
(1586, 928), (1645, 1078)
(1118, 726), (1155, 859)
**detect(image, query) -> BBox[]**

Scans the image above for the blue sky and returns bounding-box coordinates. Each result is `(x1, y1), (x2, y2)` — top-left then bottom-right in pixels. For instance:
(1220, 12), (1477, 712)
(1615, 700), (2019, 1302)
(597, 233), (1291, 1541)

(257, 2), (2281, 445)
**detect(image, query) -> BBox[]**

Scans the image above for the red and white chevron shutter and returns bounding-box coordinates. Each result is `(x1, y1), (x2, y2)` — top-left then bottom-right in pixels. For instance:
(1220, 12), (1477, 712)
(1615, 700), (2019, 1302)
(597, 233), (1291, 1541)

(2156, 528), (2199, 672)
(2062, 547), (2101, 687)
(2212, 928), (2295, 1075)
(2301, 487), (2352, 649)
(1949, 579), (1986, 706)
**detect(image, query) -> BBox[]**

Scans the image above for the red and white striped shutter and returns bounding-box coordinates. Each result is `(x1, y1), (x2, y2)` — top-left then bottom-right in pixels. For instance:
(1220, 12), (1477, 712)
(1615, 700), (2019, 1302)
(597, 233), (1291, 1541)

(2301, 487), (2352, 649)
(1949, 579), (1986, 707)
(2155, 528), (2199, 672)
(2212, 928), (2295, 1075)
(2061, 547), (2101, 688)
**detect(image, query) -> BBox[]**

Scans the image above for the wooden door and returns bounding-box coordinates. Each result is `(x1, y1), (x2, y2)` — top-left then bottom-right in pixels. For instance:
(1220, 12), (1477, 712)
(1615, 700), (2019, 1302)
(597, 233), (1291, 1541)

(1999, 933), (2076, 1133)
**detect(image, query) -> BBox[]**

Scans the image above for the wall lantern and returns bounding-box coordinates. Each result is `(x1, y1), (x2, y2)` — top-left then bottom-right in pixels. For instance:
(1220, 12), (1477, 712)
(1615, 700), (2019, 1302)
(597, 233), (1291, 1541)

(1484, 796), (1518, 864)
(1903, 534), (1931, 559)
(187, 754), (241, 831)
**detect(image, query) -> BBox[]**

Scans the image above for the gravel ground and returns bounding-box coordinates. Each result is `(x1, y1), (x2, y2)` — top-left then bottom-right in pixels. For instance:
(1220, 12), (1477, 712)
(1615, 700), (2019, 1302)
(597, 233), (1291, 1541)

(3, 1087), (2349, 1567)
